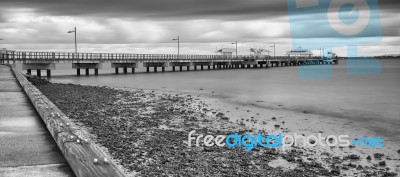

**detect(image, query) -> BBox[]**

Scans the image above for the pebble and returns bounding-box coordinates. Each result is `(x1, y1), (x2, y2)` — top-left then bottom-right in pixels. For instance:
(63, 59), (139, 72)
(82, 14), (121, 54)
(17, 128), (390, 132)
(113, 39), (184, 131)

(374, 153), (384, 159)
(379, 161), (386, 166)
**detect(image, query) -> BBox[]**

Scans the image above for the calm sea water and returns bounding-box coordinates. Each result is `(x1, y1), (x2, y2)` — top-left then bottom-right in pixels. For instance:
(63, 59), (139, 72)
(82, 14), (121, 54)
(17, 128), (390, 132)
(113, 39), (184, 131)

(15, 59), (400, 144)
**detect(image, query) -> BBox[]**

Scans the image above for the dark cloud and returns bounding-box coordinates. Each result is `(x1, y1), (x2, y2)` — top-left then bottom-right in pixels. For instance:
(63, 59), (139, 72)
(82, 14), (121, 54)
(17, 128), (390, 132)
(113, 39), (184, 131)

(0, 0), (397, 21)
(0, 0), (287, 20)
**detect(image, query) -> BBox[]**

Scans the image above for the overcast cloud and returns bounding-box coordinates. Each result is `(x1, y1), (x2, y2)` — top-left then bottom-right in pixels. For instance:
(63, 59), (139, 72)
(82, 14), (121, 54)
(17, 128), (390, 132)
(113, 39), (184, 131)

(0, 0), (399, 56)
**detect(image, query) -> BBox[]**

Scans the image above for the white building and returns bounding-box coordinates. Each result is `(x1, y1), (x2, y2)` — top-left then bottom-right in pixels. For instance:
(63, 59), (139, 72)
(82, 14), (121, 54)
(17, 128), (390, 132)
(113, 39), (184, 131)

(286, 49), (313, 58)
(216, 48), (235, 57)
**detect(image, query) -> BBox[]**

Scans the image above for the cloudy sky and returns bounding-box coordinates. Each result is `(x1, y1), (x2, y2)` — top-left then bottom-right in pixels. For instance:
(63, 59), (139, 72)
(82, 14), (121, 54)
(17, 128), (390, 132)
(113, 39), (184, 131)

(0, 0), (399, 56)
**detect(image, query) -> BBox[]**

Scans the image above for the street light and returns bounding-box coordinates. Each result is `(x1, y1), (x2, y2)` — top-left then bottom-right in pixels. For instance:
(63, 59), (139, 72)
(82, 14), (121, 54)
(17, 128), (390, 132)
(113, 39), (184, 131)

(68, 27), (77, 57)
(270, 44), (276, 59)
(232, 41), (238, 58)
(172, 36), (180, 59)
(318, 48), (325, 59)
(298, 46), (302, 59)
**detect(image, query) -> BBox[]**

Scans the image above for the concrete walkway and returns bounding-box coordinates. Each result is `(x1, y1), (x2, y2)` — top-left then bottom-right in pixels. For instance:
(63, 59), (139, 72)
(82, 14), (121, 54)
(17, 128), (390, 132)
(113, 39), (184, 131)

(0, 65), (75, 177)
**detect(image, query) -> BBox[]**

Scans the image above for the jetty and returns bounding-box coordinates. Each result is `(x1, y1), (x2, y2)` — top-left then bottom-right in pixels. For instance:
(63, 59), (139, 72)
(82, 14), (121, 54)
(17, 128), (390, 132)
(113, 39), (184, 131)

(0, 50), (338, 77)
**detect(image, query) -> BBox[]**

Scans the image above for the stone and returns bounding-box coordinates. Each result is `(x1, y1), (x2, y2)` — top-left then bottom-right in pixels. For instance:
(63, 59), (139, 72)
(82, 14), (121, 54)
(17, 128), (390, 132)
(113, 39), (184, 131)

(374, 153), (384, 159)
(379, 161), (386, 166)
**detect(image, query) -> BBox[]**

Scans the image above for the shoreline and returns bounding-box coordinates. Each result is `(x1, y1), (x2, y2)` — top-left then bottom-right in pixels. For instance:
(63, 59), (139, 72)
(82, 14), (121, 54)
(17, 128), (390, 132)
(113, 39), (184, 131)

(28, 77), (399, 176)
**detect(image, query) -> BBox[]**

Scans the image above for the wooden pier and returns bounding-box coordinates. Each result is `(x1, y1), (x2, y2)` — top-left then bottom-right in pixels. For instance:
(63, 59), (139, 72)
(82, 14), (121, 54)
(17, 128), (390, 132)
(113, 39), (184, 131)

(0, 50), (338, 77)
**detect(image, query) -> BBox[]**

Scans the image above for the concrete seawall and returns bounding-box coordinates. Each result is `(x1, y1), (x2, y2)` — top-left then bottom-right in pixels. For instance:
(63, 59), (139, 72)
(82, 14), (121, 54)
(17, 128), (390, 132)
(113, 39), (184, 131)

(7, 65), (128, 177)
(0, 65), (74, 177)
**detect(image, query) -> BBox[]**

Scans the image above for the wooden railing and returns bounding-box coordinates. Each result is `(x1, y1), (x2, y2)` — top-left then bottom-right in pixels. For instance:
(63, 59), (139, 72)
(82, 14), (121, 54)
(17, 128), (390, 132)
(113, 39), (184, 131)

(0, 50), (270, 61)
(0, 50), (332, 62)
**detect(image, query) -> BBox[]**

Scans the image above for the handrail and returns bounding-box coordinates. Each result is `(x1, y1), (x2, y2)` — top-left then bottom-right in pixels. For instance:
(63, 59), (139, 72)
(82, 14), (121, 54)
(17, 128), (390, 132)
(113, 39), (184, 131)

(0, 50), (332, 61)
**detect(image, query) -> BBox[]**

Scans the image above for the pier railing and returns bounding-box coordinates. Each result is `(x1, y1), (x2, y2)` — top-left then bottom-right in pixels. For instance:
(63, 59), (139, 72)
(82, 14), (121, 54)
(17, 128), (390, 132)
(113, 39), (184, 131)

(0, 50), (272, 61)
(0, 50), (335, 63)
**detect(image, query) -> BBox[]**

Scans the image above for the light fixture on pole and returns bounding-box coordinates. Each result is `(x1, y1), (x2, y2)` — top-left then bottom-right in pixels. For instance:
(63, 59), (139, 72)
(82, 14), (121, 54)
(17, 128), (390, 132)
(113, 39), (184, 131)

(232, 41), (238, 58)
(318, 48), (324, 59)
(67, 27), (77, 58)
(298, 46), (302, 59)
(270, 44), (276, 59)
(172, 36), (180, 59)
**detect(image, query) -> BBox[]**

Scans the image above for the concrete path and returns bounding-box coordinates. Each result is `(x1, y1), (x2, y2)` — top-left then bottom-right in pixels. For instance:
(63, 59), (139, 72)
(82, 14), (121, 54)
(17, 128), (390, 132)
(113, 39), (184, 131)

(0, 65), (75, 177)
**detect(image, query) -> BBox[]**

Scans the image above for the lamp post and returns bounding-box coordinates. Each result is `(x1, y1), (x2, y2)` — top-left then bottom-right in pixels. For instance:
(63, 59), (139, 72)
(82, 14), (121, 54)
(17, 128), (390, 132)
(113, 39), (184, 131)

(298, 46), (302, 59)
(68, 27), (77, 58)
(172, 36), (180, 59)
(232, 41), (238, 58)
(318, 48), (325, 59)
(270, 44), (276, 59)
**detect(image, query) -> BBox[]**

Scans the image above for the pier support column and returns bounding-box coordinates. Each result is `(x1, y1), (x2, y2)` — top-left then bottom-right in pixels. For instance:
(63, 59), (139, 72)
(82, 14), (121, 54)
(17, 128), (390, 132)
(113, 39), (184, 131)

(132, 68), (135, 73)
(180, 66), (182, 71)
(115, 68), (119, 74)
(146, 67), (149, 73)
(194, 65), (197, 70)
(123, 67), (127, 74)
(154, 67), (157, 72)
(162, 67), (165, 72)
(47, 70), (51, 78)
(95, 69), (98, 75)
(37, 70), (41, 77)
(208, 65), (210, 70)
(77, 69), (80, 76)
(27, 69), (31, 75)
(201, 65), (204, 70)
(213, 65), (215, 69)
(254, 64), (258, 68)
(173, 66), (175, 72)
(187, 66), (190, 71)
(85, 68), (89, 76)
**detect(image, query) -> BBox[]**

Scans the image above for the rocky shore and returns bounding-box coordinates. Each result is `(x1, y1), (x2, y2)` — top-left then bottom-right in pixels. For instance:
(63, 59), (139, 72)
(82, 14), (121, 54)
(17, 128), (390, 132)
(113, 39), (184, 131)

(29, 77), (398, 177)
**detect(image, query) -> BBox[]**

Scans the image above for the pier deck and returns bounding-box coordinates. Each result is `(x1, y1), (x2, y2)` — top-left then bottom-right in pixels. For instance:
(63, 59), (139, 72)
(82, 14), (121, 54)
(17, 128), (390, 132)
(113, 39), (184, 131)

(0, 65), (74, 177)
